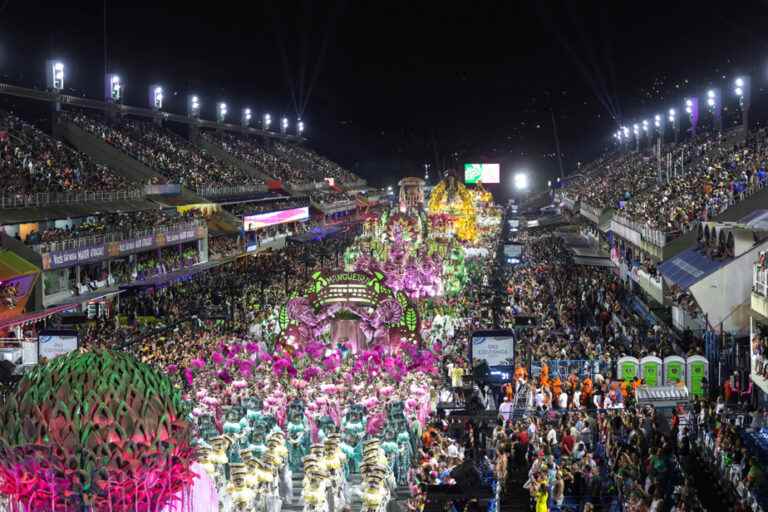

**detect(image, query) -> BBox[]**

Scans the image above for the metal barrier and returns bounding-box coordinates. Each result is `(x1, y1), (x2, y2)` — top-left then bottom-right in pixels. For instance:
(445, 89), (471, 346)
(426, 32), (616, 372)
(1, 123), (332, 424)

(31, 219), (206, 255)
(0, 189), (145, 209)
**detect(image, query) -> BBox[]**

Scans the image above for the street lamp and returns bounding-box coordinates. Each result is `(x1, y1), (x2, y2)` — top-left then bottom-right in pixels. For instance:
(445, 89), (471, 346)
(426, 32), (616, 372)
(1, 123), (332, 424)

(242, 108), (252, 128)
(217, 102), (227, 124)
(263, 113), (272, 130)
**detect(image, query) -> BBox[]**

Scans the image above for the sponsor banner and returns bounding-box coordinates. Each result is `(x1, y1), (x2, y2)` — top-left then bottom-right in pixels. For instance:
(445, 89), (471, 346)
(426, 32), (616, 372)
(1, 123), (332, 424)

(243, 207), (309, 231)
(42, 225), (206, 270)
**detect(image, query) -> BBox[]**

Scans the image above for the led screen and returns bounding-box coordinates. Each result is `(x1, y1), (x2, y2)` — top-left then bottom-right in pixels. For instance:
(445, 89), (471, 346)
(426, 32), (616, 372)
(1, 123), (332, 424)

(504, 244), (522, 258)
(472, 335), (515, 368)
(243, 207), (309, 231)
(464, 163), (500, 184)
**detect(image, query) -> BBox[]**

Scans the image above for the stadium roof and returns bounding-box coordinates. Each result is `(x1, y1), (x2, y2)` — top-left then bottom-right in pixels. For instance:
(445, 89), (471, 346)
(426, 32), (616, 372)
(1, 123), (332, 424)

(658, 247), (728, 291)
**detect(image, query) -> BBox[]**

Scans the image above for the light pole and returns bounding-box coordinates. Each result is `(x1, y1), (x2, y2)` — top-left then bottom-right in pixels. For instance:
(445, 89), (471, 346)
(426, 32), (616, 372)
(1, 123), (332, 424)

(297, 119), (305, 136)
(46, 60), (65, 113)
(149, 85), (163, 111)
(685, 97), (699, 136)
(217, 102), (228, 124)
(734, 76), (751, 136)
(654, 114), (663, 143)
(187, 95), (201, 119)
(622, 126), (630, 150)
(263, 113), (272, 130)
(707, 88), (722, 134)
(242, 108), (252, 128)
(633, 124), (640, 151)
(668, 109), (678, 142)
(106, 74), (123, 104)
(281, 117), (289, 135)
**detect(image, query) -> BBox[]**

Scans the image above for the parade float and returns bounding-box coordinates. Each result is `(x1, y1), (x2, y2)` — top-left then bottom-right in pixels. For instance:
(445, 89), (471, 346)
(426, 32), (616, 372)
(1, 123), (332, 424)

(0, 350), (196, 512)
(427, 173), (478, 243)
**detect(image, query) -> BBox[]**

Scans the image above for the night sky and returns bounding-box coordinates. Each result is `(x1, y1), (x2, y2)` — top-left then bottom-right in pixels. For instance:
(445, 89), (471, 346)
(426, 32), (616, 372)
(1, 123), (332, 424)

(2, 1), (768, 192)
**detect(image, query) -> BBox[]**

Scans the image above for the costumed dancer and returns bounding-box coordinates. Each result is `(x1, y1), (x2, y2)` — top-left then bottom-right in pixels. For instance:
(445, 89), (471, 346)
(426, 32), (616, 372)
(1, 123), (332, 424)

(286, 400), (310, 472)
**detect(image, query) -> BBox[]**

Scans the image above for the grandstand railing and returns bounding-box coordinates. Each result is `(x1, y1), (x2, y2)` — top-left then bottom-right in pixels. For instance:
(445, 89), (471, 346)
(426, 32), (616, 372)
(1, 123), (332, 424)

(0, 189), (145, 209)
(755, 259), (768, 298)
(196, 184), (269, 198)
(31, 219), (206, 255)
(612, 213), (672, 248)
(579, 202), (603, 224)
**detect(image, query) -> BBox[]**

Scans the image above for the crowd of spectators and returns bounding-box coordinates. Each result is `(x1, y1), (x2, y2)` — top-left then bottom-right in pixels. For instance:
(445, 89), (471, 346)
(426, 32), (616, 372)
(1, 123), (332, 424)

(209, 235), (242, 259)
(0, 282), (18, 309)
(310, 190), (353, 206)
(0, 110), (131, 195)
(63, 111), (264, 190)
(204, 132), (362, 185)
(21, 209), (201, 247)
(564, 128), (768, 239)
(224, 196), (309, 218)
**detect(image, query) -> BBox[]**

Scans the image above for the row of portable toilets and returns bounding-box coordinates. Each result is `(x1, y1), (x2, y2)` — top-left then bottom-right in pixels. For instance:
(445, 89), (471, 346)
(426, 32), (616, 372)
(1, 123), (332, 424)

(617, 355), (709, 397)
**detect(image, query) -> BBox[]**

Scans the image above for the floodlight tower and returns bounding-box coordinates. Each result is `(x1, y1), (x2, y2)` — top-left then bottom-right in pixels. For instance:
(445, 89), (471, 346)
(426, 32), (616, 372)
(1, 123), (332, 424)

(187, 95), (201, 142)
(217, 102), (228, 124)
(297, 118), (305, 136)
(242, 108), (252, 128)
(263, 113), (272, 131)
(706, 88), (722, 134)
(654, 114), (664, 144)
(281, 117), (289, 135)
(668, 109), (678, 142)
(734, 76), (751, 136)
(46, 60), (65, 112)
(632, 124), (640, 151)
(685, 97), (699, 136)
(105, 74), (123, 104)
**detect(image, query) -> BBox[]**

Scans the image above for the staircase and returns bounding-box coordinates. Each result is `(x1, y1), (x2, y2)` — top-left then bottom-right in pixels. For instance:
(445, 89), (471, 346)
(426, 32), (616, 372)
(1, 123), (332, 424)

(510, 383), (532, 420)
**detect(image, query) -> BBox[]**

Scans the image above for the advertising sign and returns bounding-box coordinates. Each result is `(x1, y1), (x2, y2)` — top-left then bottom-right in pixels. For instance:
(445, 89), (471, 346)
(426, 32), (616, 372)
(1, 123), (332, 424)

(464, 163), (500, 184)
(243, 207), (310, 231)
(41, 225), (206, 270)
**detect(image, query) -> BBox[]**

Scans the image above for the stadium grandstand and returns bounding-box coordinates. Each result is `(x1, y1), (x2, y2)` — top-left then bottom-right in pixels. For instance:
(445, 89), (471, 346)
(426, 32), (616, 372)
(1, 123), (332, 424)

(2, 32), (768, 512)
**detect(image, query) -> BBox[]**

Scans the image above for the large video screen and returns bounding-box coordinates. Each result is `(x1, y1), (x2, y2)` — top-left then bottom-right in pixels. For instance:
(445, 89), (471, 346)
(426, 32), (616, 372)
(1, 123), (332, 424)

(38, 330), (79, 360)
(243, 207), (309, 232)
(504, 244), (522, 258)
(464, 163), (500, 184)
(471, 334), (515, 368)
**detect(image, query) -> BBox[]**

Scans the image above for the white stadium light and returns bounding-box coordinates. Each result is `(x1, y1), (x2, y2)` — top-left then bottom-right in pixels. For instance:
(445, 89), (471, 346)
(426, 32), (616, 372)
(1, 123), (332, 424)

(707, 98), (715, 107)
(513, 172), (529, 191)
(49, 61), (65, 90)
(106, 73), (122, 103)
(188, 95), (201, 118)
(735, 87), (744, 97)
(707, 89), (716, 99)
(669, 108), (676, 116)
(686, 99), (693, 107)
(735, 77), (745, 88)
(263, 113), (272, 129)
(298, 120), (305, 134)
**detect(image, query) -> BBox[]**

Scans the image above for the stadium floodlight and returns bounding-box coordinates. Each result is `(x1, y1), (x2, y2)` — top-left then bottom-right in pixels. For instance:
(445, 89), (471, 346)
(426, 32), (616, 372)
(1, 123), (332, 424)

(188, 95), (201, 119)
(654, 114), (661, 128)
(150, 85), (163, 110)
(622, 126), (630, 137)
(106, 74), (122, 103)
(735, 77), (745, 88)
(47, 60), (65, 91)
(513, 172), (529, 191)
(633, 123), (639, 135)
(217, 102), (227, 123)
(263, 113), (272, 129)
(685, 98), (693, 114)
(642, 119), (649, 132)
(735, 86), (744, 97)
(297, 119), (305, 135)
(242, 108), (252, 127)
(281, 116), (289, 135)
